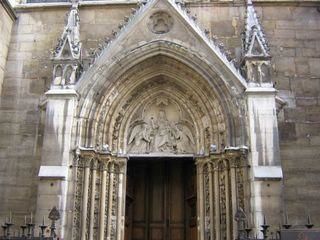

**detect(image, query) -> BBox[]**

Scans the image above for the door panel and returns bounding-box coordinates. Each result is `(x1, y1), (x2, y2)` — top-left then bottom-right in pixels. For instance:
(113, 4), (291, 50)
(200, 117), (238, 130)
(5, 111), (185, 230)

(150, 162), (165, 240)
(168, 161), (185, 240)
(126, 159), (196, 240)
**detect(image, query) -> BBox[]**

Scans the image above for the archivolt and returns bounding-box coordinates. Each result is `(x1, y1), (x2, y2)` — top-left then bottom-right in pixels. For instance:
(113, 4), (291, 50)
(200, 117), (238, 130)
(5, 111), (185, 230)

(75, 41), (247, 154)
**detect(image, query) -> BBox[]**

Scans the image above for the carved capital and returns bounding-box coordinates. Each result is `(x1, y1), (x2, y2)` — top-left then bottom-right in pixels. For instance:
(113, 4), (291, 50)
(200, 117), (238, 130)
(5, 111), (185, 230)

(84, 159), (92, 168)
(195, 157), (209, 166)
(91, 158), (99, 170)
(100, 162), (109, 171)
(212, 161), (219, 171)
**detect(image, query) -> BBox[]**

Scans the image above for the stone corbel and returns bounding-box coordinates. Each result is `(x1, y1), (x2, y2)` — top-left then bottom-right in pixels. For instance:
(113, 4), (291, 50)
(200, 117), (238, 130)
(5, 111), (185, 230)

(275, 95), (287, 115)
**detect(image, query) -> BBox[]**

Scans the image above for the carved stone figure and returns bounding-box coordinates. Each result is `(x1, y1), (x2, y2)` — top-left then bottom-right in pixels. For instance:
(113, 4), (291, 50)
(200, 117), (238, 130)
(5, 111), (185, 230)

(53, 65), (63, 85)
(128, 121), (151, 153)
(152, 109), (173, 152)
(65, 65), (73, 85)
(174, 123), (195, 153)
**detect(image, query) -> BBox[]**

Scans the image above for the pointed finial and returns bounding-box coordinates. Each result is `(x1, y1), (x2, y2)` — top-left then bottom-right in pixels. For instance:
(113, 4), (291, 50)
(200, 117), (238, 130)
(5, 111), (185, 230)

(48, 206), (60, 221)
(306, 215), (314, 229)
(243, 0), (269, 57)
(282, 212), (291, 229)
(71, 0), (79, 4)
(52, 0), (81, 59)
(285, 212), (288, 224)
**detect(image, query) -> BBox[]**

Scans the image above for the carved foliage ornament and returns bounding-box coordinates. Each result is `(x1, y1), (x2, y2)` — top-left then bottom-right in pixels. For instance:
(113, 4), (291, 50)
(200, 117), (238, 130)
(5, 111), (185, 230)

(148, 11), (174, 34)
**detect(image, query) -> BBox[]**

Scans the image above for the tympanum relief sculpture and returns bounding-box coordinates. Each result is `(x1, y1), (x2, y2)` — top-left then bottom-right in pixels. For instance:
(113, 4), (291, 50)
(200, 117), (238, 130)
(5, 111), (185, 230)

(127, 97), (195, 154)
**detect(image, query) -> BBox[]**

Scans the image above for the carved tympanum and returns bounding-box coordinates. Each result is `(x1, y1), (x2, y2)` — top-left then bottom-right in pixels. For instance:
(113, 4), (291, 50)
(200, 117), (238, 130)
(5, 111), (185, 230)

(127, 97), (195, 154)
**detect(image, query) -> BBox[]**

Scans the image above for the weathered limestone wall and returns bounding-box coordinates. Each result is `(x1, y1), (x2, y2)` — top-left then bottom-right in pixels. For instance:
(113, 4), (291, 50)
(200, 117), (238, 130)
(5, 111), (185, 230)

(197, 3), (320, 227)
(0, 1), (319, 231)
(0, 7), (68, 223)
(262, 5), (320, 224)
(0, 0), (15, 95)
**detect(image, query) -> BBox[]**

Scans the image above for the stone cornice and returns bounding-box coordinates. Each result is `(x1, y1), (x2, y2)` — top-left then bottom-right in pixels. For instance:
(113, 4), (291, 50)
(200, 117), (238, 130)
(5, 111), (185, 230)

(245, 87), (277, 95)
(13, 0), (320, 10)
(1, 0), (17, 21)
(45, 89), (79, 98)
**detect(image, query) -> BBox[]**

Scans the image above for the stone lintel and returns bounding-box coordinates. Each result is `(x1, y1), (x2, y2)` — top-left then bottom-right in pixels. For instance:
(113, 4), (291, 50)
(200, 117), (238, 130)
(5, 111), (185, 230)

(127, 153), (195, 158)
(78, 146), (112, 156)
(45, 89), (79, 99)
(253, 166), (283, 180)
(38, 165), (68, 179)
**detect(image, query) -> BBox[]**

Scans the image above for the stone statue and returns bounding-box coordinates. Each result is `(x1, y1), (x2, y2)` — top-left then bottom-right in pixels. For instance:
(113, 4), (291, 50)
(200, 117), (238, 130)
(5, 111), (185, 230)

(128, 121), (151, 153)
(174, 123), (195, 153)
(152, 109), (174, 152)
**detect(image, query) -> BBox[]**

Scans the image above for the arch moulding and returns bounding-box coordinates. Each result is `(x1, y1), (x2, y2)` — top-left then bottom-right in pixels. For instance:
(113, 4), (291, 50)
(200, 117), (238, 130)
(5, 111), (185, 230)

(75, 41), (248, 156)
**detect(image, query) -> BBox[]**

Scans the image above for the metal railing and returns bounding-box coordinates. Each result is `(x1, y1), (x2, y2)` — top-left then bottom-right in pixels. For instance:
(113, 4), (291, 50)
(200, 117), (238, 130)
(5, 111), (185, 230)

(235, 209), (318, 240)
(0, 207), (60, 240)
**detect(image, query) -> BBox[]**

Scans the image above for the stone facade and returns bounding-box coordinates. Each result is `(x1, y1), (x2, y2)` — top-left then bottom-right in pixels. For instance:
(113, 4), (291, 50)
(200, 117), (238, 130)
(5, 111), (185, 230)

(0, 0), (15, 95)
(0, 0), (319, 239)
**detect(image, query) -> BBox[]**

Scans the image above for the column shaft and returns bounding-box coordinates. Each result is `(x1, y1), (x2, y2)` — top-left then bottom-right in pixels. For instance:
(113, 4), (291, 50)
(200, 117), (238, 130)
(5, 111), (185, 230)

(197, 162), (204, 240)
(225, 166), (231, 240)
(230, 164), (238, 238)
(107, 164), (115, 240)
(208, 163), (215, 240)
(89, 165), (97, 240)
(214, 166), (220, 240)
(99, 167), (107, 240)
(81, 162), (91, 240)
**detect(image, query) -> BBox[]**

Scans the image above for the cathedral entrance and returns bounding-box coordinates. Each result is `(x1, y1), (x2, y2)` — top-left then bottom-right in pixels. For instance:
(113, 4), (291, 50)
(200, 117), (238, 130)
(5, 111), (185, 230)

(125, 158), (197, 240)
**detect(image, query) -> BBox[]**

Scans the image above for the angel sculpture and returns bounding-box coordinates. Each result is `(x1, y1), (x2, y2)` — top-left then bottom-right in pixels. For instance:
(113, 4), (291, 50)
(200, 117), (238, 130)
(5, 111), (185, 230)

(127, 120), (151, 153)
(174, 122), (195, 153)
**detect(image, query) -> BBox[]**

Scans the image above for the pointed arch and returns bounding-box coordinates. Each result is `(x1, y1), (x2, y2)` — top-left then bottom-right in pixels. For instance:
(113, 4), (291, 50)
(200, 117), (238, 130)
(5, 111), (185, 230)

(75, 40), (248, 155)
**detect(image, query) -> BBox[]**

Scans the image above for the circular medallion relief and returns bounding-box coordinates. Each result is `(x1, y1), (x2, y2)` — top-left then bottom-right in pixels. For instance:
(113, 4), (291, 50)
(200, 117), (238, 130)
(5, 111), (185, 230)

(148, 11), (174, 34)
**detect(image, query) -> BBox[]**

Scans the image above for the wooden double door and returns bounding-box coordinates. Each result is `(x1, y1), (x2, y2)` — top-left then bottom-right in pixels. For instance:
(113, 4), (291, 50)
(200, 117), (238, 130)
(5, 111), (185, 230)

(125, 158), (197, 240)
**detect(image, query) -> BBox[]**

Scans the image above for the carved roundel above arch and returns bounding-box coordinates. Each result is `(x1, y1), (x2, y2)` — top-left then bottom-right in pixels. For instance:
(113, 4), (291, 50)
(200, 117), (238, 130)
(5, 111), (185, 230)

(147, 11), (174, 34)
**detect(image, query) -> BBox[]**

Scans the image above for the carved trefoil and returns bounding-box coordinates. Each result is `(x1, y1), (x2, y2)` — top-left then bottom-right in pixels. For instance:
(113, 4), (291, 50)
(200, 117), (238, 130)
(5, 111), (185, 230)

(147, 11), (174, 34)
